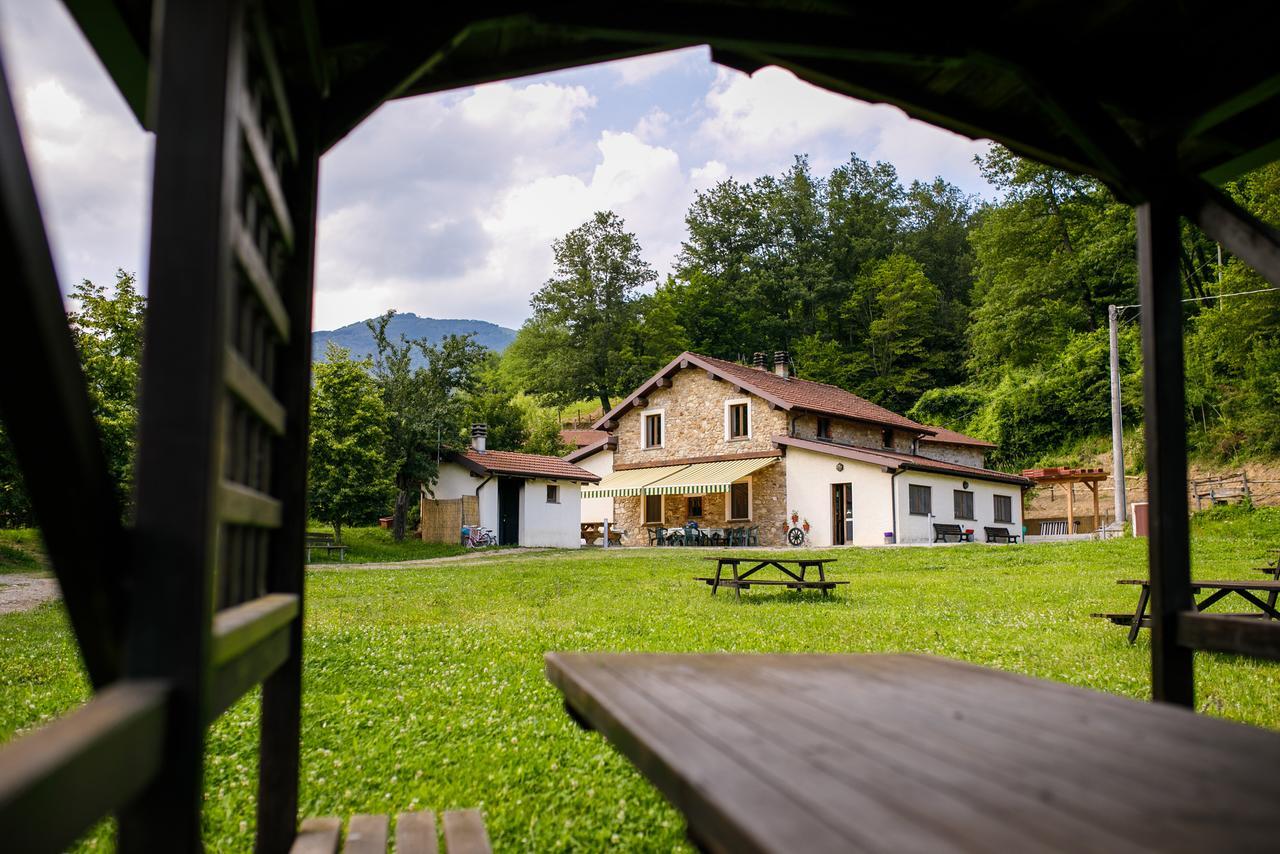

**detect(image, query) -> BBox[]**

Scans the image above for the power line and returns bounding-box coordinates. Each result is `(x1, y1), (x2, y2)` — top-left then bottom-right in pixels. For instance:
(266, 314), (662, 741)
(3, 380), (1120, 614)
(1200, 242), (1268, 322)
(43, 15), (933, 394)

(1115, 285), (1278, 312)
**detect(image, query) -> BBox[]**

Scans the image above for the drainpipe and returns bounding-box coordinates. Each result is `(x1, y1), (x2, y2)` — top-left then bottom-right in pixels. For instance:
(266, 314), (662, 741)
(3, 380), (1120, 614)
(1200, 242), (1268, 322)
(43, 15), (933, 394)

(890, 468), (903, 545)
(475, 476), (493, 529)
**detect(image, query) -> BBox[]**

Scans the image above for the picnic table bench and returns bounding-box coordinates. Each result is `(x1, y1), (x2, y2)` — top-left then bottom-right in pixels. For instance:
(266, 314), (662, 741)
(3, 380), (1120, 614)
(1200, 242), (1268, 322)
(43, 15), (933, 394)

(306, 532), (347, 562)
(932, 523), (973, 543)
(292, 808), (491, 853)
(546, 652), (1280, 853)
(580, 522), (623, 546)
(1094, 578), (1280, 643)
(695, 556), (847, 598)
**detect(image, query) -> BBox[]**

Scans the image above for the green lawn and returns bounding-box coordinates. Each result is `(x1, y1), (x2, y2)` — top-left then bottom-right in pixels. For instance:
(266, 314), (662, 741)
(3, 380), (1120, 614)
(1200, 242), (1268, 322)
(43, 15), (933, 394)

(305, 525), (470, 564)
(3, 508), (1280, 851)
(0, 528), (48, 573)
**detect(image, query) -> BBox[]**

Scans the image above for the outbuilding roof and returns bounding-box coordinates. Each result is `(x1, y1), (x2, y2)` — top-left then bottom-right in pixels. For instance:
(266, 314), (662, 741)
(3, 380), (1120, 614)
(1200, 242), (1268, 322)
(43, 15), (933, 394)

(559, 429), (609, 448)
(918, 426), (997, 449)
(593, 352), (931, 435)
(447, 449), (601, 482)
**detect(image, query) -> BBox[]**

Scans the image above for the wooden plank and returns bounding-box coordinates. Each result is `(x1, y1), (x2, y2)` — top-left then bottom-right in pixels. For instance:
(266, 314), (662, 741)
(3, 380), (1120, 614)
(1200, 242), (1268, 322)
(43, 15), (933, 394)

(233, 215), (291, 341)
(1137, 195), (1194, 706)
(441, 810), (492, 854)
(211, 593), (299, 666)
(548, 653), (1280, 853)
(258, 90), (321, 854)
(395, 811), (438, 854)
(207, 619), (291, 722)
(247, 5), (298, 161)
(221, 480), (284, 527)
(344, 813), (388, 854)
(238, 92), (295, 249)
(0, 48), (127, 688)
(117, 1), (244, 849)
(226, 345), (286, 435)
(290, 817), (341, 854)
(1179, 613), (1280, 661)
(0, 681), (168, 853)
(1182, 178), (1280, 290)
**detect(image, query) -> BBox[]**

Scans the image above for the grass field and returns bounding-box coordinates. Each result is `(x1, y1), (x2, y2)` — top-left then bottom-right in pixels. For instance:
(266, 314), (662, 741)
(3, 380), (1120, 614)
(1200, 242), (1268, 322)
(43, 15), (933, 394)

(304, 525), (470, 564)
(2, 507), (1279, 850)
(0, 528), (48, 573)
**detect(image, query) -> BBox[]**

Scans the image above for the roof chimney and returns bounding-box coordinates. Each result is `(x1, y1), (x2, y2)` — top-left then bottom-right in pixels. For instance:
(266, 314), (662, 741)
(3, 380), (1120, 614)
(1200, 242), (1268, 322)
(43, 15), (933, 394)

(752, 352), (767, 371)
(471, 423), (487, 453)
(774, 351), (790, 378)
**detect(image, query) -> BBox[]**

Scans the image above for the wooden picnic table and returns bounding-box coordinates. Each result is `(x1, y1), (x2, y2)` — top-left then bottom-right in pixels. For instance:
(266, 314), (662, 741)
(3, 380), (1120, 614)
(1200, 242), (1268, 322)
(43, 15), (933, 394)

(545, 652), (1280, 853)
(695, 556), (847, 598)
(1096, 578), (1280, 644)
(581, 522), (623, 546)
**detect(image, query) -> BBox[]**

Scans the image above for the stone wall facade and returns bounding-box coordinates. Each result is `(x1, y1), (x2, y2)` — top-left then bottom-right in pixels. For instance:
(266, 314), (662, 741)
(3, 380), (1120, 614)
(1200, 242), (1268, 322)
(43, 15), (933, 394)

(612, 366), (790, 546)
(614, 367), (789, 464)
(915, 441), (987, 468)
(789, 412), (918, 454)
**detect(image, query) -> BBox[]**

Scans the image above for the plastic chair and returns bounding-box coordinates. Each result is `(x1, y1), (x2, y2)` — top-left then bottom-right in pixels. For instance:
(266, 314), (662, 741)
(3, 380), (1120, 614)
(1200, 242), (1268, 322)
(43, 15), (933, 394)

(747, 526), (760, 546)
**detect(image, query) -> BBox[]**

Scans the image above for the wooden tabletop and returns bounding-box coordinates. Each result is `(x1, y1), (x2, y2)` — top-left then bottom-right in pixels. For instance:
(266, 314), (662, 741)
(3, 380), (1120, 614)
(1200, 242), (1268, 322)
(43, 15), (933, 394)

(545, 652), (1280, 853)
(700, 556), (837, 563)
(1118, 578), (1280, 590)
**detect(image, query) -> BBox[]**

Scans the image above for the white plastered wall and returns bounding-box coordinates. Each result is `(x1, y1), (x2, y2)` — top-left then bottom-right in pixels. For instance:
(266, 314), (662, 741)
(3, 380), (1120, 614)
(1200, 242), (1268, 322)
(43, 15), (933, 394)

(519, 478), (583, 548)
(783, 447), (894, 547)
(894, 470), (1023, 544)
(575, 448), (615, 524)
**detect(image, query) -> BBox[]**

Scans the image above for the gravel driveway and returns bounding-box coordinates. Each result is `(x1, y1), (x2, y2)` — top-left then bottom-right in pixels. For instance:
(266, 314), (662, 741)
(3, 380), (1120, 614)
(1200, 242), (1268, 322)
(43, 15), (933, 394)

(0, 574), (60, 614)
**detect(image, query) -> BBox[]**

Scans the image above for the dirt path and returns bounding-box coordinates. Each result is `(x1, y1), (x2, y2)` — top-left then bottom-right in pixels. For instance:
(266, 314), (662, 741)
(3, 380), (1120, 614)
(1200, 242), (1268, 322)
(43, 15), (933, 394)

(307, 547), (555, 571)
(0, 574), (60, 614)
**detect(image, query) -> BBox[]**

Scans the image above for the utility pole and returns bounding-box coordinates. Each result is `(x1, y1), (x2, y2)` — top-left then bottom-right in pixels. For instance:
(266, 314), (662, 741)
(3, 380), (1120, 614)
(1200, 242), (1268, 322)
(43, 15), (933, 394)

(1108, 304), (1127, 526)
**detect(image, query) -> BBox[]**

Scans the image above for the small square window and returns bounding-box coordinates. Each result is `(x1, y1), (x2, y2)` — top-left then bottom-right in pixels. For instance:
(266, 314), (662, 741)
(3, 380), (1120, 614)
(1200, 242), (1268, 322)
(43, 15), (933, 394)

(817, 417), (832, 439)
(728, 402), (749, 439)
(644, 412), (663, 448)
(687, 496), (703, 518)
(546, 484), (560, 504)
(954, 490), (975, 520)
(994, 494), (1012, 523)
(909, 484), (931, 516)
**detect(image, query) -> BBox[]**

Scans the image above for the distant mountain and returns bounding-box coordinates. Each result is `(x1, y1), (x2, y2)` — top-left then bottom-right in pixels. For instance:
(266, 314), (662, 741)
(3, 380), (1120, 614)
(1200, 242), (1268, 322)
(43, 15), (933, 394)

(312, 313), (517, 365)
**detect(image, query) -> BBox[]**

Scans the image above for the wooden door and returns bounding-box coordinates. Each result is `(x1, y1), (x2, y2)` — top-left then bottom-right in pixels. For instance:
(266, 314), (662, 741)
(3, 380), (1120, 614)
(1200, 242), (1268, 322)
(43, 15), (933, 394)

(498, 478), (522, 545)
(832, 483), (853, 545)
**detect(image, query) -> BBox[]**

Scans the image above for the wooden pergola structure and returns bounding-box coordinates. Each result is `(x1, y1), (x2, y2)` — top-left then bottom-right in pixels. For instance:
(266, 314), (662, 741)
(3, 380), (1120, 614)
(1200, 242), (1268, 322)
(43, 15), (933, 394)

(1, 2), (1279, 851)
(1023, 466), (1109, 534)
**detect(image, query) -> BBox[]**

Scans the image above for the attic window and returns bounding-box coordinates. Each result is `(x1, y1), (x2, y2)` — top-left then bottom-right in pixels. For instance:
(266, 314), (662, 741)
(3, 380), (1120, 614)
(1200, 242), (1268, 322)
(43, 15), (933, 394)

(642, 410), (664, 449)
(882, 429), (894, 449)
(817, 417), (832, 439)
(726, 399), (750, 440)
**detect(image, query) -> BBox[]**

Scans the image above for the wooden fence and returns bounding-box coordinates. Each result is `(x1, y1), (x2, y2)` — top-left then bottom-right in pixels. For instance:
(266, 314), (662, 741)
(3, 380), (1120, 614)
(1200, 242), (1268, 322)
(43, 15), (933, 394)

(420, 496), (478, 543)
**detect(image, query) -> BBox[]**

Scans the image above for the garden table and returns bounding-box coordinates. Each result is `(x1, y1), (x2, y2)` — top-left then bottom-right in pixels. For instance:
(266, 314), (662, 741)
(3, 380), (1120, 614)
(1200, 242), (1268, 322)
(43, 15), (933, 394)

(1095, 578), (1280, 644)
(545, 652), (1280, 854)
(695, 556), (845, 598)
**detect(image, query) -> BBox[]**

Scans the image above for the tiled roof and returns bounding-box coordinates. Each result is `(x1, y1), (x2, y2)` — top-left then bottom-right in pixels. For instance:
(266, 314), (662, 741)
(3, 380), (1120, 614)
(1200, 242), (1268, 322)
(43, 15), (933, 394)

(559, 428), (609, 448)
(593, 351), (931, 434)
(918, 426), (997, 448)
(449, 449), (601, 482)
(563, 434), (616, 464)
(773, 435), (1031, 487)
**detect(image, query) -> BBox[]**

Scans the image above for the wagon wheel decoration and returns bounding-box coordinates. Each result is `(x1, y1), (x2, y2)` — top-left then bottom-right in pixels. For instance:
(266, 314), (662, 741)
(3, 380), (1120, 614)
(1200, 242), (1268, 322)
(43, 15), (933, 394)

(787, 526), (806, 546)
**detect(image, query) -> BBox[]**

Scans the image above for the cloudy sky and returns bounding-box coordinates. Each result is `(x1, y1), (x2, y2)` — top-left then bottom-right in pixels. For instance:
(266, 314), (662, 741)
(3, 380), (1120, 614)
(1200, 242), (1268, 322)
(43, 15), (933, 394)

(1, 0), (994, 332)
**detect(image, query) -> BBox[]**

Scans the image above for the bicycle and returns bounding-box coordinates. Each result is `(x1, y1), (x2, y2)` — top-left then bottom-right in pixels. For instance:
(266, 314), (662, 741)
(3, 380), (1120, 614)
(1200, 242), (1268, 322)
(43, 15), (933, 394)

(462, 525), (496, 548)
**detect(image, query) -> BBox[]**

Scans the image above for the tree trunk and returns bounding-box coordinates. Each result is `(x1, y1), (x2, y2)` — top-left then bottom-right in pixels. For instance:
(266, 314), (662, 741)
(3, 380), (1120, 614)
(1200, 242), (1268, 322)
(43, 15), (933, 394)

(598, 392), (611, 413)
(393, 476), (410, 542)
(332, 521), (342, 546)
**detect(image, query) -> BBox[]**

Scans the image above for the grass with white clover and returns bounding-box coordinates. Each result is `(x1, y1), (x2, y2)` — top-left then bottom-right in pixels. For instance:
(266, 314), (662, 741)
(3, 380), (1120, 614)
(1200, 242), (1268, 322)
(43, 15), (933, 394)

(3, 505), (1280, 850)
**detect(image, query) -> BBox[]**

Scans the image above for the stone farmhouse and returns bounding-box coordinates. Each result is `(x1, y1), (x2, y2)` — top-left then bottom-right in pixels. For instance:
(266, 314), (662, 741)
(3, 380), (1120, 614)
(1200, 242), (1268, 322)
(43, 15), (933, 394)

(571, 351), (1031, 547)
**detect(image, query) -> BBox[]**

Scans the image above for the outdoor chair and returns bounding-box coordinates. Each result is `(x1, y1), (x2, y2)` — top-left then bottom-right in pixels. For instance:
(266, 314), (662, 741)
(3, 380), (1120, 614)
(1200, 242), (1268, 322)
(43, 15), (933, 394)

(747, 526), (760, 546)
(647, 526), (667, 547)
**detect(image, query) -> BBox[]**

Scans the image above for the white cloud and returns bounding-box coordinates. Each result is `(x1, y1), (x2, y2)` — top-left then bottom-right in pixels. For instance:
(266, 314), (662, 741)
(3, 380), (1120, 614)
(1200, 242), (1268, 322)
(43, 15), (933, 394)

(609, 47), (706, 86)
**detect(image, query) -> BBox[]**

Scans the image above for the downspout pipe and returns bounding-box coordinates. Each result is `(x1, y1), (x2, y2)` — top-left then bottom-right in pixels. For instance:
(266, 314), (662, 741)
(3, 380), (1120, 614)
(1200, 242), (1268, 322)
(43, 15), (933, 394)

(890, 467), (903, 544)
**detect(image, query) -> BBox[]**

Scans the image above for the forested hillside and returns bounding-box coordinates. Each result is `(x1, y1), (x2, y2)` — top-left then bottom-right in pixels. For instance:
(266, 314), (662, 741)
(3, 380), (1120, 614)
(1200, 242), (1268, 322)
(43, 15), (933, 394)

(505, 149), (1280, 469)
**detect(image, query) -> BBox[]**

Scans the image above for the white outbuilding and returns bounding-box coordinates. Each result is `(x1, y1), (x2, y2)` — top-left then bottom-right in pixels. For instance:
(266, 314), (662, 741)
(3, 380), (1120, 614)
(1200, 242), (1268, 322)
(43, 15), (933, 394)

(429, 425), (600, 548)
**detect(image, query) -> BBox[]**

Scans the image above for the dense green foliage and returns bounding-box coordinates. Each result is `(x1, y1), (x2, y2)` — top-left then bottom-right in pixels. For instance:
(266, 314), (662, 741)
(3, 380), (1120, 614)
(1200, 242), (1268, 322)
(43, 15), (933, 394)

(367, 311), (487, 540)
(4, 511), (1280, 851)
(308, 345), (394, 542)
(0, 271), (144, 527)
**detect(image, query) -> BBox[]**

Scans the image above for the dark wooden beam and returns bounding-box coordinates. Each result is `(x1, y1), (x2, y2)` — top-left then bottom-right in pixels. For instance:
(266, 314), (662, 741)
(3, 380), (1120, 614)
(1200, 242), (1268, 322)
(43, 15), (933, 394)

(1136, 192), (1194, 708)
(1181, 178), (1280, 289)
(117, 1), (245, 848)
(0, 48), (127, 689)
(62, 0), (150, 125)
(1178, 613), (1280, 661)
(257, 83), (321, 854)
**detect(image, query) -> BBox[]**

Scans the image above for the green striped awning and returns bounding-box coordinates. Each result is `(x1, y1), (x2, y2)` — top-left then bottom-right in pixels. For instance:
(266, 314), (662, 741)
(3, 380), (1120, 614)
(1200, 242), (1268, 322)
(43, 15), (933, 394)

(644, 457), (777, 495)
(582, 457), (777, 498)
(581, 464), (687, 498)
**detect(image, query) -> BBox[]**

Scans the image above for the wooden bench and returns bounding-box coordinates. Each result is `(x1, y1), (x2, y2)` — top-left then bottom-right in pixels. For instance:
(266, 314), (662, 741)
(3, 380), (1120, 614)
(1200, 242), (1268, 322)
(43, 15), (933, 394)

(306, 532), (348, 562)
(292, 809), (491, 853)
(984, 526), (1020, 544)
(933, 523), (972, 543)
